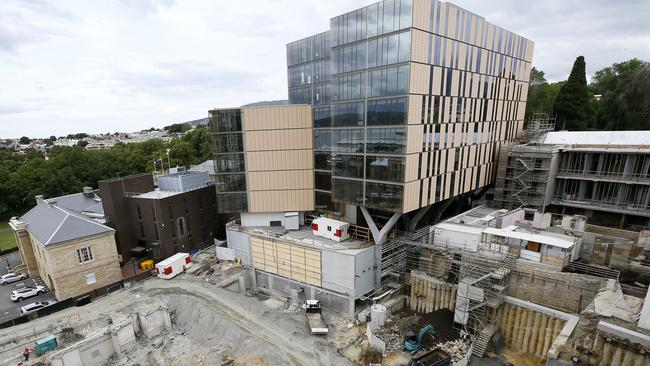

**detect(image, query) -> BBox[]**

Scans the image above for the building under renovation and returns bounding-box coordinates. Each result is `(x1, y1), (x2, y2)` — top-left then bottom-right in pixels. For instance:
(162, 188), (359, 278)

(494, 130), (650, 229)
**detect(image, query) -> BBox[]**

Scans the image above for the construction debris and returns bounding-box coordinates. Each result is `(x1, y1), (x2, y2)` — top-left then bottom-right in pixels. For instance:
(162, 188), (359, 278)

(434, 339), (470, 362)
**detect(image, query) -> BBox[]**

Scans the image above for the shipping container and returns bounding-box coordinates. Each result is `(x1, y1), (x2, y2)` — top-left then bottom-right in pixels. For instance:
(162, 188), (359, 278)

(311, 218), (350, 242)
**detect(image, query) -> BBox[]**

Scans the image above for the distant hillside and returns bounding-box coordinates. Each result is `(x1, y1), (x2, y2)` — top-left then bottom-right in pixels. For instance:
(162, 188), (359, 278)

(241, 100), (289, 107)
(185, 117), (209, 127)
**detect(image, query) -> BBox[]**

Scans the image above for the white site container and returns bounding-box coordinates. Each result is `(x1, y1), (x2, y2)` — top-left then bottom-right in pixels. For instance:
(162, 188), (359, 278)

(155, 252), (191, 279)
(311, 217), (350, 242)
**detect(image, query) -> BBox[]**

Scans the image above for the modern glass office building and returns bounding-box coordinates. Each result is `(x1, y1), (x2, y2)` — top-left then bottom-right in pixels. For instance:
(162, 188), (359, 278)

(287, 0), (533, 216)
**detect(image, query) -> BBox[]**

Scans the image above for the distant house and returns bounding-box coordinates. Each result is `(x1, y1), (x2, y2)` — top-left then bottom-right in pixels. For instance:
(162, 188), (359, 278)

(9, 189), (122, 301)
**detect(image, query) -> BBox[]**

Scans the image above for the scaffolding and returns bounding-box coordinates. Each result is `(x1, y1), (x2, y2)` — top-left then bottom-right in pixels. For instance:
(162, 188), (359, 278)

(389, 228), (518, 357)
(494, 113), (557, 210)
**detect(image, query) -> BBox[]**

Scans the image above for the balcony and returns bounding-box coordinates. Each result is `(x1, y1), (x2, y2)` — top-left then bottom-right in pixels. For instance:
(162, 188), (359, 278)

(555, 169), (650, 185)
(551, 195), (650, 217)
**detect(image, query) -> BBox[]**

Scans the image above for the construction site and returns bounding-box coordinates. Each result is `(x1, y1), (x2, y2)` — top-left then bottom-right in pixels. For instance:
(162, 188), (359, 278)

(3, 201), (650, 366)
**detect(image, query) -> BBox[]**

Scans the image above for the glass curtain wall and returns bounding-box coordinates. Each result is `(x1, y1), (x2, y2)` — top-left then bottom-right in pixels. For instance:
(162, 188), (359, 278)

(329, 0), (412, 212)
(209, 109), (248, 212)
(288, 31), (337, 212)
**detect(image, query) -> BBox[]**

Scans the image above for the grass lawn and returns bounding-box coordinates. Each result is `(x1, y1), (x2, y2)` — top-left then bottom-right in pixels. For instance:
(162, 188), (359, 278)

(0, 221), (17, 252)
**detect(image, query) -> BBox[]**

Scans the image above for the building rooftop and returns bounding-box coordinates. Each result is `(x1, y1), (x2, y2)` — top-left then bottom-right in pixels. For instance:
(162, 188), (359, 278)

(45, 191), (104, 215)
(20, 201), (114, 246)
(536, 131), (650, 148)
(483, 226), (577, 249)
(228, 224), (372, 254)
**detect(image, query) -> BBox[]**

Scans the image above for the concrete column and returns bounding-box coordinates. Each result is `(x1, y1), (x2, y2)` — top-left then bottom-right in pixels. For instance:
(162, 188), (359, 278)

(541, 316), (552, 357)
(522, 310), (533, 353)
(407, 205), (433, 232)
(516, 309), (528, 351)
(530, 313), (542, 354)
(621, 349), (635, 366)
(535, 314), (548, 356)
(511, 307), (522, 348)
(632, 353), (645, 366)
(360, 207), (401, 287)
(441, 286), (449, 311)
(592, 335), (603, 358)
(610, 345), (623, 366)
(599, 342), (612, 366)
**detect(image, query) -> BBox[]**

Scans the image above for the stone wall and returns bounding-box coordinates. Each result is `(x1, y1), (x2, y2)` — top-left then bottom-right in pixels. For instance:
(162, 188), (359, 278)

(33, 233), (122, 300)
(507, 262), (606, 313)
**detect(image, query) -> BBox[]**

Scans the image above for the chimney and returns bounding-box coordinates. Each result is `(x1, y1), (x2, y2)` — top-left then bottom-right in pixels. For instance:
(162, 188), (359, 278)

(83, 186), (93, 198)
(35, 195), (44, 204)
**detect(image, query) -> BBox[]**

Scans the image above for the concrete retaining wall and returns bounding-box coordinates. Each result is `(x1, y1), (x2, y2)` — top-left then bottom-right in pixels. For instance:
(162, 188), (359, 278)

(408, 270), (456, 314)
(590, 321), (650, 366)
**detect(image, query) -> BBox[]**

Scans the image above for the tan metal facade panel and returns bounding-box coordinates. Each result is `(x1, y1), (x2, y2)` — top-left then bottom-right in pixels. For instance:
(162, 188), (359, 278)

(245, 150), (313, 172)
(411, 0), (430, 31)
(242, 105), (312, 131)
(245, 129), (312, 152)
(247, 170), (313, 191)
(248, 190), (314, 213)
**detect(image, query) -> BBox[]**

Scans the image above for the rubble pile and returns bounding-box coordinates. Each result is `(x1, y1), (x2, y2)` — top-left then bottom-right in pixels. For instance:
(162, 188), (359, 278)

(373, 318), (406, 353)
(434, 339), (469, 362)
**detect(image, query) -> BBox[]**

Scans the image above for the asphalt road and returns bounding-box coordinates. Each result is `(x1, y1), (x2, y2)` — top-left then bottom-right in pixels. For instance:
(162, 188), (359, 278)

(0, 250), (56, 322)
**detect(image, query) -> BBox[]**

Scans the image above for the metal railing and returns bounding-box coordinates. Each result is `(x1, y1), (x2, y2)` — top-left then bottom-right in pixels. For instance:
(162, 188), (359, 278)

(556, 169), (650, 183)
(552, 196), (650, 213)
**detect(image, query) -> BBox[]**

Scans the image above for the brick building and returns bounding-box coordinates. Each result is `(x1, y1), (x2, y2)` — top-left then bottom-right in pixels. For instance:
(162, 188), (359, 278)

(99, 171), (220, 263)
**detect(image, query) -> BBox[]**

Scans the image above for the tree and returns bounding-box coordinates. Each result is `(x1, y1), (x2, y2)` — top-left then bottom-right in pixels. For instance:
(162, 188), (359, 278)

(590, 58), (650, 130)
(49, 135), (57, 141)
(164, 123), (192, 134)
(77, 140), (89, 148)
(553, 56), (593, 130)
(524, 67), (564, 122)
(19, 136), (31, 145)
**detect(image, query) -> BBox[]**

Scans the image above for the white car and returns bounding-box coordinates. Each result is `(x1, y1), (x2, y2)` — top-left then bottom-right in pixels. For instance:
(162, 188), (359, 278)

(11, 285), (47, 302)
(0, 272), (27, 285)
(20, 300), (58, 315)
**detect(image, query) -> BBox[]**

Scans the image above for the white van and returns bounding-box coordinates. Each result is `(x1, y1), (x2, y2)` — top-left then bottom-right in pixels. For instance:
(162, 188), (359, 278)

(155, 253), (191, 279)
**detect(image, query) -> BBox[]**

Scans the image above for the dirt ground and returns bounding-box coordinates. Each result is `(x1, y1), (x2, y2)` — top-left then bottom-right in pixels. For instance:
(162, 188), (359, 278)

(0, 269), (356, 366)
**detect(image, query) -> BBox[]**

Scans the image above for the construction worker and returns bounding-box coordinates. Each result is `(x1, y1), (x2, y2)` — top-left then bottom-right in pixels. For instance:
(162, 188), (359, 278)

(22, 346), (30, 362)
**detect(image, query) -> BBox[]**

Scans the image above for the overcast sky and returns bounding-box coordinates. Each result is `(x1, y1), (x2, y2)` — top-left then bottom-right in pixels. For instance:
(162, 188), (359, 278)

(1, 0), (648, 138)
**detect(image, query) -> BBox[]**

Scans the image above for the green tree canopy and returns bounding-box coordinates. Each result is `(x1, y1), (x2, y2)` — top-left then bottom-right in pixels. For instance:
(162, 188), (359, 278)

(590, 58), (650, 130)
(553, 56), (594, 130)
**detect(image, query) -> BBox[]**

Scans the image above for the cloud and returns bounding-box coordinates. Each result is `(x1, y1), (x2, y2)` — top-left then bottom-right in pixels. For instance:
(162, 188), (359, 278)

(0, 0), (648, 137)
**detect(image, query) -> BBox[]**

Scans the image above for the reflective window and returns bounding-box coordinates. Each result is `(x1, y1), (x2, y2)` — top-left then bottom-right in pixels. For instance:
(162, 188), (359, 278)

(366, 156), (404, 182)
(333, 178), (364, 204)
(315, 172), (332, 191)
(314, 107), (331, 128)
(331, 0), (411, 47)
(209, 109), (241, 133)
(212, 133), (243, 153)
(217, 193), (248, 213)
(332, 43), (367, 74)
(367, 31), (410, 69)
(368, 65), (409, 97)
(315, 191), (337, 211)
(314, 130), (331, 150)
(333, 129), (364, 153)
(214, 154), (245, 173)
(367, 97), (407, 125)
(288, 86), (311, 104)
(333, 155), (364, 179)
(332, 72), (366, 101)
(365, 182), (403, 210)
(315, 152), (331, 170)
(367, 127), (406, 154)
(287, 31), (330, 66)
(215, 174), (247, 192)
(332, 102), (364, 127)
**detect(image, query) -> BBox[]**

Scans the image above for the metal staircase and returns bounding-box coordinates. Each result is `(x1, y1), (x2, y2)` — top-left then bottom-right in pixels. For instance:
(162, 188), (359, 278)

(472, 324), (496, 357)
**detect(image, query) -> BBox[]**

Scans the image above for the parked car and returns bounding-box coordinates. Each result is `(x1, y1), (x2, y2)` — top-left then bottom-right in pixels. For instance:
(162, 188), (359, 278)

(20, 300), (58, 315)
(11, 285), (47, 302)
(0, 272), (27, 285)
